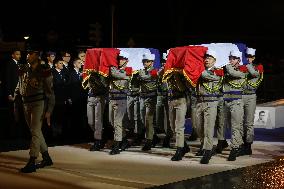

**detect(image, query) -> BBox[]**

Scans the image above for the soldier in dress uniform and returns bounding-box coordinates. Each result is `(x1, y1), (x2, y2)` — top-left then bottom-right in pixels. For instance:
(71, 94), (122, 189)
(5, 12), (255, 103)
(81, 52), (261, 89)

(15, 50), (55, 173)
(165, 71), (190, 161)
(137, 53), (159, 151)
(128, 65), (144, 146)
(214, 88), (228, 154)
(108, 50), (132, 155)
(188, 89), (198, 142)
(195, 49), (224, 164)
(156, 52), (172, 147)
(223, 50), (247, 161)
(84, 69), (109, 151)
(241, 47), (263, 155)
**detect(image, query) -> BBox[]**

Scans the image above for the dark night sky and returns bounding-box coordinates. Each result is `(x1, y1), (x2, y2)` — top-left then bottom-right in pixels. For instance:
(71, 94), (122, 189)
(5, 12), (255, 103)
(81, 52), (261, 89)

(1, 0), (284, 56)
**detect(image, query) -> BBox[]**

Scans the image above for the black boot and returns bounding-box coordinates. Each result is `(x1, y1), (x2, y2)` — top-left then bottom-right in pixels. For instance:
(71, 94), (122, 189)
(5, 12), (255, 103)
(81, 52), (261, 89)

(200, 150), (212, 164)
(182, 142), (190, 157)
(142, 139), (152, 151)
(215, 140), (228, 154)
(90, 140), (101, 151)
(162, 135), (171, 148)
(20, 157), (36, 173)
(195, 148), (205, 156)
(109, 141), (120, 155)
(152, 134), (161, 148)
(120, 138), (130, 151)
(171, 147), (184, 161)
(36, 151), (53, 169)
(228, 148), (239, 161)
(238, 144), (246, 156)
(244, 143), (252, 155)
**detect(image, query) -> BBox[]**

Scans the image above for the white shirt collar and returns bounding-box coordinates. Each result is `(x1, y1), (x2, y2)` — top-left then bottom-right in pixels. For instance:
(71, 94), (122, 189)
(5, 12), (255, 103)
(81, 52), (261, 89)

(55, 68), (61, 73)
(13, 59), (18, 64)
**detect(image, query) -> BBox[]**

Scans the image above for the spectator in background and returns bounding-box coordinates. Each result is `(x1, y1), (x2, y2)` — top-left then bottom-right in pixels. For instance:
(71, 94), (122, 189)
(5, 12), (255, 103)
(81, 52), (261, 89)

(67, 58), (87, 142)
(46, 51), (56, 68)
(5, 49), (22, 138)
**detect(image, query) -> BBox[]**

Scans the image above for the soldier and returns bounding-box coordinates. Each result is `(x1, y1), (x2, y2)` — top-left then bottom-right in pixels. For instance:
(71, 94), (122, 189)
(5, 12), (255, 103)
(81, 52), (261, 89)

(109, 50), (132, 155)
(214, 88), (228, 154)
(137, 53), (158, 151)
(195, 49), (224, 164)
(223, 50), (247, 161)
(128, 67), (144, 146)
(156, 52), (172, 147)
(84, 70), (109, 151)
(166, 71), (190, 161)
(188, 88), (198, 142)
(241, 47), (263, 155)
(15, 50), (55, 173)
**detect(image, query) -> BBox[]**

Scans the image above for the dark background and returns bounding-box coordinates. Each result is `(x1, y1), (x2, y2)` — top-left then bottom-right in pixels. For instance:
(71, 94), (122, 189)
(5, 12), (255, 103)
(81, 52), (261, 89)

(0, 0), (283, 55)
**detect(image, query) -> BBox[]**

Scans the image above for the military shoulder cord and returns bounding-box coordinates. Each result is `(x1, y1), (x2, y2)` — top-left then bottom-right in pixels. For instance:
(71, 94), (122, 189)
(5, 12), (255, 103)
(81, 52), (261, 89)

(142, 81), (157, 91)
(112, 80), (127, 90)
(202, 76), (224, 93)
(247, 72), (263, 88)
(228, 78), (247, 89)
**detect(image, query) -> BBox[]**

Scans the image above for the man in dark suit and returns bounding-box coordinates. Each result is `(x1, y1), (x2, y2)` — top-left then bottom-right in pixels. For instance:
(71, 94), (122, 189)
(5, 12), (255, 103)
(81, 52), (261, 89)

(67, 58), (87, 142)
(5, 50), (21, 102)
(5, 50), (23, 138)
(51, 59), (68, 143)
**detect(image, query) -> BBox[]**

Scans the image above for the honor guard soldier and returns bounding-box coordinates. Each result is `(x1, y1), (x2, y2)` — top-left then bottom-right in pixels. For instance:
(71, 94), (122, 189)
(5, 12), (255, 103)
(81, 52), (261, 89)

(165, 71), (190, 161)
(109, 50), (132, 155)
(195, 49), (224, 164)
(156, 52), (172, 147)
(137, 53), (159, 151)
(15, 49), (55, 173)
(84, 70), (109, 151)
(128, 65), (144, 146)
(223, 50), (247, 161)
(241, 47), (263, 155)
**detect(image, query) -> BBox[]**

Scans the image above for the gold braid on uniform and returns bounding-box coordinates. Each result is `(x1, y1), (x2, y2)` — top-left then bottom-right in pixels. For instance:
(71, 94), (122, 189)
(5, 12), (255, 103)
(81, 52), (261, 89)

(142, 82), (157, 91)
(112, 80), (127, 90)
(247, 72), (263, 88)
(228, 78), (246, 89)
(202, 76), (224, 93)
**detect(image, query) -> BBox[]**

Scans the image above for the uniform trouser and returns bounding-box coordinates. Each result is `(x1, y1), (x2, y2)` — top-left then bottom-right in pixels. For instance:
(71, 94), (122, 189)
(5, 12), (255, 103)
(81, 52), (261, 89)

(127, 95), (142, 134)
(156, 95), (172, 136)
(224, 99), (244, 148)
(242, 94), (256, 143)
(196, 101), (218, 150)
(216, 97), (226, 140)
(87, 96), (106, 140)
(109, 99), (127, 141)
(140, 97), (156, 140)
(168, 97), (187, 147)
(23, 100), (48, 158)
(190, 95), (197, 134)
